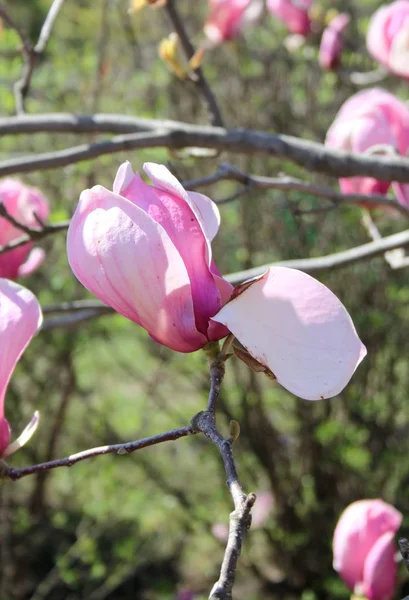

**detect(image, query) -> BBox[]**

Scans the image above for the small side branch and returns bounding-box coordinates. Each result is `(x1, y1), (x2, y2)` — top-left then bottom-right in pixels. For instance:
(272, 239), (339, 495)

(164, 0), (224, 127)
(0, 0), (65, 113)
(3, 425), (194, 481)
(0, 204), (69, 255)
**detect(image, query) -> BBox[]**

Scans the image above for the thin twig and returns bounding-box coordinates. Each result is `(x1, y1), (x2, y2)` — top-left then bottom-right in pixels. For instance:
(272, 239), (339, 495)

(0, 0), (65, 113)
(226, 227), (409, 284)
(164, 0), (224, 127)
(191, 355), (255, 599)
(2, 425), (194, 481)
(0, 203), (69, 255)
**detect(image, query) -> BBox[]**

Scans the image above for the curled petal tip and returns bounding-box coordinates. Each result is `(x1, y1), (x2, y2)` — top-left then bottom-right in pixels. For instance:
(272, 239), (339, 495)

(213, 267), (365, 400)
(3, 410), (40, 458)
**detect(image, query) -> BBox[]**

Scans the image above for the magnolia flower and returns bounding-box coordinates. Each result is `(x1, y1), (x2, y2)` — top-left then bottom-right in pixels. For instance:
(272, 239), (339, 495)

(266, 0), (313, 35)
(319, 13), (350, 70)
(0, 179), (49, 279)
(204, 0), (263, 45)
(325, 88), (409, 206)
(67, 162), (233, 353)
(0, 278), (42, 458)
(333, 499), (402, 600)
(367, 0), (409, 80)
(67, 162), (366, 401)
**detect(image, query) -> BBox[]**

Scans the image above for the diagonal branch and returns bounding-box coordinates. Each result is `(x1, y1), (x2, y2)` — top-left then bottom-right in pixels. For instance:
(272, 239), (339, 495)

(164, 0), (224, 127)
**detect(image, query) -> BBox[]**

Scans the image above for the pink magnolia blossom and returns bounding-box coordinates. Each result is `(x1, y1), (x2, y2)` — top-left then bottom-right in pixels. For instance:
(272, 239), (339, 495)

(325, 88), (409, 206)
(266, 0), (312, 35)
(204, 0), (263, 45)
(333, 499), (402, 600)
(0, 278), (42, 457)
(213, 267), (366, 400)
(0, 179), (49, 279)
(67, 162), (233, 353)
(68, 162), (366, 400)
(319, 13), (350, 71)
(367, 0), (409, 80)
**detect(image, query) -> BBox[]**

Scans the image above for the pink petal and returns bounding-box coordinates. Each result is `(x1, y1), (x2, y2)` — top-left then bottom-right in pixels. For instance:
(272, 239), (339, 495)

(0, 417), (10, 456)
(204, 0), (261, 44)
(187, 191), (220, 242)
(67, 186), (207, 353)
(17, 247), (46, 278)
(0, 245), (33, 280)
(117, 163), (225, 338)
(212, 267), (366, 400)
(0, 278), (42, 420)
(319, 13), (350, 70)
(363, 532), (398, 600)
(267, 0), (312, 35)
(333, 500), (402, 592)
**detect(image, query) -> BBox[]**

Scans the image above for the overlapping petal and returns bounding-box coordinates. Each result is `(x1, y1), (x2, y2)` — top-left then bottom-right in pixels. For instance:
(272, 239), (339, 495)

(367, 1), (409, 80)
(363, 532), (397, 600)
(0, 279), (42, 453)
(67, 185), (209, 352)
(212, 267), (366, 400)
(333, 499), (402, 596)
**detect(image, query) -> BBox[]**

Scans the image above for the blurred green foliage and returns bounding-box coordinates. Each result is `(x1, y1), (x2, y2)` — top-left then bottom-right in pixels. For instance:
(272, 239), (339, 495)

(1, 0), (409, 599)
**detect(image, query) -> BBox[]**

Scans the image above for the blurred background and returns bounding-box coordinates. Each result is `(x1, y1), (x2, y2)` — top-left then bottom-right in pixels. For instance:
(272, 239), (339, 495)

(1, 0), (409, 598)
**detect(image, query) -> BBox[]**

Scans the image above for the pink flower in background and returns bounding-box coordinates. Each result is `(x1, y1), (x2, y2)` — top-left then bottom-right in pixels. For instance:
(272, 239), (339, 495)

(325, 88), (409, 206)
(333, 499), (402, 600)
(367, 0), (409, 80)
(319, 13), (350, 70)
(266, 0), (312, 35)
(204, 0), (263, 45)
(0, 278), (42, 458)
(0, 179), (49, 279)
(68, 162), (366, 400)
(67, 162), (233, 353)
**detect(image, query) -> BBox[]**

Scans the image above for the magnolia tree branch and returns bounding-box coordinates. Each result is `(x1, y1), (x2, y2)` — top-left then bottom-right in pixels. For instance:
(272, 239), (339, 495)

(0, 0), (65, 113)
(1, 347), (253, 599)
(38, 226), (409, 332)
(185, 163), (409, 215)
(2, 114), (409, 181)
(164, 0), (224, 127)
(226, 227), (409, 283)
(2, 425), (195, 481)
(0, 204), (69, 255)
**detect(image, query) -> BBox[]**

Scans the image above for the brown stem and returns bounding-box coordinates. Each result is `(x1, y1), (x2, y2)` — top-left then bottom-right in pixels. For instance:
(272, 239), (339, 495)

(164, 0), (224, 127)
(191, 356), (255, 600)
(3, 425), (195, 481)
